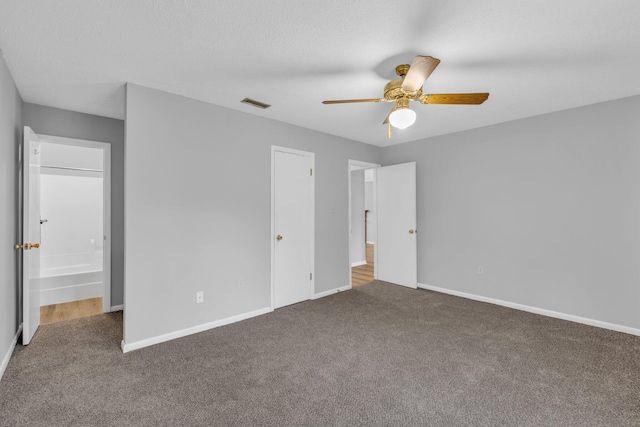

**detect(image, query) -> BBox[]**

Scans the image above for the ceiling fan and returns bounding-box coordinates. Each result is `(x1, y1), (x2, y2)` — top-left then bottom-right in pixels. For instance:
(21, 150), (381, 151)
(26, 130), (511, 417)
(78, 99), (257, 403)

(322, 55), (489, 136)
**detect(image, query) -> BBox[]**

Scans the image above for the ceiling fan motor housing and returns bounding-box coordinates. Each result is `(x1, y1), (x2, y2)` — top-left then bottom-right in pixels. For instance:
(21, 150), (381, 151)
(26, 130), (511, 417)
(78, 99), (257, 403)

(390, 96), (411, 113)
(384, 70), (423, 101)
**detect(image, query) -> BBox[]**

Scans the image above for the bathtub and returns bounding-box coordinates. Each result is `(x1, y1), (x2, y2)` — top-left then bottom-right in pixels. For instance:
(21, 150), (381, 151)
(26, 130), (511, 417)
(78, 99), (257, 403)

(39, 251), (104, 306)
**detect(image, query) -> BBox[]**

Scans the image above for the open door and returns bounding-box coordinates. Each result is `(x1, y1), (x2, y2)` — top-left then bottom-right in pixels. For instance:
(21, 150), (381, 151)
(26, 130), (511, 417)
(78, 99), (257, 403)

(22, 127), (42, 345)
(377, 162), (417, 288)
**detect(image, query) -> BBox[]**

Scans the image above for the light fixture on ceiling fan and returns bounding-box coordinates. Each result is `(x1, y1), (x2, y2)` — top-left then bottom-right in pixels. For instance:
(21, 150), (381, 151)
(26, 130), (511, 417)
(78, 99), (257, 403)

(322, 55), (490, 137)
(387, 97), (416, 129)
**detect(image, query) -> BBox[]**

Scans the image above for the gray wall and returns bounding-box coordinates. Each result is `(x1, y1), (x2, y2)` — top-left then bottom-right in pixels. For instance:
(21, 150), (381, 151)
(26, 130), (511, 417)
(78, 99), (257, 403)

(5, 77), (638, 353)
(22, 103), (125, 307)
(124, 84), (381, 345)
(0, 54), (22, 367)
(350, 169), (366, 264)
(382, 95), (640, 330)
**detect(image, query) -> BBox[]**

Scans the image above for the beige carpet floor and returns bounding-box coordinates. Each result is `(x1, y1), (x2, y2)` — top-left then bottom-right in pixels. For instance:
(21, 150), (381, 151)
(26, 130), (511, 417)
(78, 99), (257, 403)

(1, 281), (638, 426)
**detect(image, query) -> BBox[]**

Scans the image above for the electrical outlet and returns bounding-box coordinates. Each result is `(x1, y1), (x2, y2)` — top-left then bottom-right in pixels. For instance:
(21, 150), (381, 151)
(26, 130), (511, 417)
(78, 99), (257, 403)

(196, 291), (204, 304)
(238, 278), (245, 288)
(477, 265), (484, 275)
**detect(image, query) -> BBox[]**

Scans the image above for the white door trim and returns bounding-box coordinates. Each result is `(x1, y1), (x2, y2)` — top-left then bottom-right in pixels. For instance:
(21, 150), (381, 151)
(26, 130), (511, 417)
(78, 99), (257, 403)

(271, 145), (315, 309)
(348, 160), (381, 289)
(39, 134), (112, 313)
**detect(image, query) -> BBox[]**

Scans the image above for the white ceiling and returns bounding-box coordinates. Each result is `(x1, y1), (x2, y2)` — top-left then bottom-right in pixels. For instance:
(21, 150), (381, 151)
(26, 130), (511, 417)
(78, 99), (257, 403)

(1, 1), (639, 147)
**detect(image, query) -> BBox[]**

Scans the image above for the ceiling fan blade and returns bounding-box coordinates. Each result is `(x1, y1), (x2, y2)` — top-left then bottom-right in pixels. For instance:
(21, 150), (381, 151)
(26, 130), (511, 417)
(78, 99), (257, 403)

(322, 98), (384, 104)
(420, 93), (490, 105)
(401, 56), (441, 92)
(382, 111), (391, 124)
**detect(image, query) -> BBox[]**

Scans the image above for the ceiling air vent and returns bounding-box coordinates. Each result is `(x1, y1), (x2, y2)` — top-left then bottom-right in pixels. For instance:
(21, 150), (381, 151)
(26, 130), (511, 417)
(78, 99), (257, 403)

(241, 98), (271, 109)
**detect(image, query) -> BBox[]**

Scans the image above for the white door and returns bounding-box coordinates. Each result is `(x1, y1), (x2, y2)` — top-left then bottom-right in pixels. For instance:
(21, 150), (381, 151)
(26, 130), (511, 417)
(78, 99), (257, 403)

(377, 162), (417, 288)
(273, 148), (314, 308)
(22, 127), (43, 344)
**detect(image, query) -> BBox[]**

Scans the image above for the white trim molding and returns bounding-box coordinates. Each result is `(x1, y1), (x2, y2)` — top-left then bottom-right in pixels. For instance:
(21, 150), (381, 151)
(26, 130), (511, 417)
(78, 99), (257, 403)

(351, 260), (367, 267)
(121, 307), (273, 353)
(1, 324), (23, 381)
(418, 283), (640, 336)
(312, 285), (351, 300)
(110, 304), (123, 312)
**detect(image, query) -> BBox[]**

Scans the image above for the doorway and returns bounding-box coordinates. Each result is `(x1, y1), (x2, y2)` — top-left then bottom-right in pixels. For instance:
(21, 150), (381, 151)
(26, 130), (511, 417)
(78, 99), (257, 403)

(21, 128), (111, 344)
(349, 160), (380, 287)
(349, 160), (418, 290)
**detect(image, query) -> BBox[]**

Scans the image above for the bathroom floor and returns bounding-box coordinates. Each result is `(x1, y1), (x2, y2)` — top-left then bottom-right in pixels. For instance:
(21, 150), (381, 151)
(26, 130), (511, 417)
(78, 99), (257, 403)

(40, 297), (103, 324)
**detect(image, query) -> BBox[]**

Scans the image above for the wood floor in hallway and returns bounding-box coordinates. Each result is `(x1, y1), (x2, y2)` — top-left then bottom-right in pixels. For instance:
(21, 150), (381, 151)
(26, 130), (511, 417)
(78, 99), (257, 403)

(352, 243), (374, 286)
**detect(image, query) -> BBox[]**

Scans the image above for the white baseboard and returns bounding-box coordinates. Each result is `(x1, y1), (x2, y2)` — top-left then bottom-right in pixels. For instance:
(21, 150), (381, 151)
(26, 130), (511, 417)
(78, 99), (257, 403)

(40, 282), (103, 306)
(366, 241), (375, 245)
(351, 260), (367, 267)
(1, 324), (23, 382)
(121, 306), (273, 353)
(110, 304), (123, 312)
(417, 283), (640, 336)
(312, 284), (351, 300)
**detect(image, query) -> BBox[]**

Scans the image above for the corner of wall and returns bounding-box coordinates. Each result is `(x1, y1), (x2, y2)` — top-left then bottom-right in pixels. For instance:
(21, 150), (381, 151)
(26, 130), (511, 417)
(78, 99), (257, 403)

(0, 52), (23, 379)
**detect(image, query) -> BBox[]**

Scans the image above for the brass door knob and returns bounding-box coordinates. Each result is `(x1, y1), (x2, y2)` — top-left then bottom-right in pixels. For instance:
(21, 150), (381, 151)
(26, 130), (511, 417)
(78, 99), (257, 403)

(29, 243), (40, 249)
(408, 229), (415, 234)
(15, 244), (26, 250)
(276, 235), (283, 241)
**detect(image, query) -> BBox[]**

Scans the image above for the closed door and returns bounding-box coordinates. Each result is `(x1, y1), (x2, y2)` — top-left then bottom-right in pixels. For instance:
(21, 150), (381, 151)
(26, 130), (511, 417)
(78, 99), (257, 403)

(22, 127), (43, 344)
(377, 162), (417, 288)
(273, 148), (314, 308)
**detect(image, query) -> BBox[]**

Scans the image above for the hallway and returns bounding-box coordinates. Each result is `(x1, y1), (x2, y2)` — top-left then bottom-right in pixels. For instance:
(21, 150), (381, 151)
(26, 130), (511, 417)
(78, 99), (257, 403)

(351, 243), (374, 286)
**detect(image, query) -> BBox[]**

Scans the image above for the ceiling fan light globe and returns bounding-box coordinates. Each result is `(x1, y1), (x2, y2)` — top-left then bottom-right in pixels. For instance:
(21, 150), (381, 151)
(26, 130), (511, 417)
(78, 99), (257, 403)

(389, 108), (416, 129)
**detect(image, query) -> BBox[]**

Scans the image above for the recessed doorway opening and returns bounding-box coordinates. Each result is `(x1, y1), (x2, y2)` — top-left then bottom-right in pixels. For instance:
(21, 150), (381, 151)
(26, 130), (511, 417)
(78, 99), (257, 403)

(38, 140), (108, 323)
(21, 127), (112, 344)
(348, 160), (380, 288)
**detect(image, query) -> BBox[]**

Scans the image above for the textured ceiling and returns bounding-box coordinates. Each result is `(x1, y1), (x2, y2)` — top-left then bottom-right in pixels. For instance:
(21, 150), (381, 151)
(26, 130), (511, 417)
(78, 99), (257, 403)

(1, 1), (639, 146)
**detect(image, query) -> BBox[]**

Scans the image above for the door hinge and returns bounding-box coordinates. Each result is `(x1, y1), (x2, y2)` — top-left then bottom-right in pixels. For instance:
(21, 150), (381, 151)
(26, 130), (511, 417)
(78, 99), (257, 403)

(310, 272), (312, 280)
(310, 168), (313, 176)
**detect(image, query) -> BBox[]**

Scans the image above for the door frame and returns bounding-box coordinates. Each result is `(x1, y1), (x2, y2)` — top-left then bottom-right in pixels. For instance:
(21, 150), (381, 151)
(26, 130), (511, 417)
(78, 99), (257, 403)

(39, 134), (112, 313)
(271, 145), (315, 309)
(348, 159), (381, 288)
